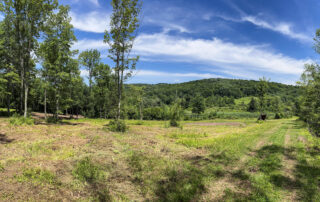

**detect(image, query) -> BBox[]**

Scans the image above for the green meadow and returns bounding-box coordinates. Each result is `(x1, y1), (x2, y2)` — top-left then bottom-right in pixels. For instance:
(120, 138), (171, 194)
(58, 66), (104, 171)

(0, 117), (319, 201)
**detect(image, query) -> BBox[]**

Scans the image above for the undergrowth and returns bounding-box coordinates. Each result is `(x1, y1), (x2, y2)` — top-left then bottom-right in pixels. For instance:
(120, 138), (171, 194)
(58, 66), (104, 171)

(9, 114), (34, 126)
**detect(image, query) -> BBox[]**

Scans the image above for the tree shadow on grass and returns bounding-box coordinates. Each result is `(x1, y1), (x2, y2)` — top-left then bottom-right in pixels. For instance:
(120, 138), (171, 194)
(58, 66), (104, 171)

(154, 152), (236, 201)
(231, 144), (320, 201)
(0, 133), (14, 144)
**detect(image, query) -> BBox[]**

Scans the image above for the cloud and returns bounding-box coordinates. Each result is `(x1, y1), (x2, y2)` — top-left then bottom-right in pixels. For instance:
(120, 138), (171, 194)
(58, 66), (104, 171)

(69, 0), (100, 7)
(241, 16), (312, 43)
(134, 33), (311, 75)
(70, 11), (109, 33)
(134, 70), (221, 79)
(74, 33), (311, 80)
(126, 70), (223, 84)
(89, 0), (99, 7)
(80, 69), (89, 78)
(73, 39), (107, 51)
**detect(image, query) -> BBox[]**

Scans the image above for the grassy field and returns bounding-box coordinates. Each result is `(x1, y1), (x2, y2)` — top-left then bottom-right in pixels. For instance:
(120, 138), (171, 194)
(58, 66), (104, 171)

(0, 117), (319, 201)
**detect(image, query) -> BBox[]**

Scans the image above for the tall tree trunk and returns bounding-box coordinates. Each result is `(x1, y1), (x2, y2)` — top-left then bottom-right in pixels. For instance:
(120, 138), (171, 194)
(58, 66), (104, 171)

(115, 51), (121, 120)
(140, 102), (143, 121)
(24, 82), (28, 118)
(55, 97), (59, 120)
(44, 88), (47, 119)
(20, 64), (24, 115)
(7, 93), (10, 117)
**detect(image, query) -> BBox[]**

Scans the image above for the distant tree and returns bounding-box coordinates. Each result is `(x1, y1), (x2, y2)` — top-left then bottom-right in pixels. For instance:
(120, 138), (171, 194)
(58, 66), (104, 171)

(192, 95), (205, 114)
(79, 49), (100, 91)
(78, 49), (101, 117)
(257, 77), (269, 120)
(247, 97), (258, 112)
(39, 5), (78, 121)
(104, 0), (142, 120)
(93, 63), (112, 118)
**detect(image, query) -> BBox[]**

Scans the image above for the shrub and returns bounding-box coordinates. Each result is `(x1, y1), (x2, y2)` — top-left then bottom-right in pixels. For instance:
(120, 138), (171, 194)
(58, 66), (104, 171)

(9, 114), (34, 126)
(208, 111), (218, 119)
(169, 100), (183, 127)
(108, 119), (127, 132)
(274, 113), (282, 119)
(72, 157), (103, 183)
(170, 119), (179, 127)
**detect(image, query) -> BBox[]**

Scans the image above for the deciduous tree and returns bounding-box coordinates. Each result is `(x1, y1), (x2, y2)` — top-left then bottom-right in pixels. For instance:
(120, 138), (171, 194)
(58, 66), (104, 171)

(104, 0), (142, 120)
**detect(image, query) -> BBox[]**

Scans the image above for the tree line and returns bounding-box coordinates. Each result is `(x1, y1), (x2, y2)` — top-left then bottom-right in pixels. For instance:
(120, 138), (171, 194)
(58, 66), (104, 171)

(0, 0), (142, 126)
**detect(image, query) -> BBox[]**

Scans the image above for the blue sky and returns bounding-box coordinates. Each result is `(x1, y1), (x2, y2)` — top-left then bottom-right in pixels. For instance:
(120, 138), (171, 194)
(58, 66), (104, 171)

(61, 0), (320, 84)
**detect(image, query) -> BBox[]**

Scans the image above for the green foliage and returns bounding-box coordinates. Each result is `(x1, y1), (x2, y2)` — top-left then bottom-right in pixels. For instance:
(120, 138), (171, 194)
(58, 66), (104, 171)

(16, 168), (58, 185)
(9, 114), (34, 126)
(247, 97), (258, 112)
(72, 157), (104, 183)
(109, 119), (128, 132)
(191, 95), (205, 114)
(299, 64), (320, 136)
(274, 113), (282, 119)
(39, 5), (79, 119)
(257, 77), (270, 115)
(169, 100), (183, 127)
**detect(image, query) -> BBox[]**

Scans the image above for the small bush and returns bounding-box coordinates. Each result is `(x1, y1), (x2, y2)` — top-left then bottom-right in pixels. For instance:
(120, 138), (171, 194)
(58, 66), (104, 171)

(170, 119), (179, 127)
(108, 119), (127, 132)
(274, 113), (282, 119)
(72, 157), (103, 183)
(208, 111), (218, 119)
(9, 114), (34, 126)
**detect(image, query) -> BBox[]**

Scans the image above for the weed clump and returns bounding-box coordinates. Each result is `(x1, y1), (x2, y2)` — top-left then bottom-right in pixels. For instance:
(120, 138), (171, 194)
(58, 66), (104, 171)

(72, 157), (103, 183)
(16, 168), (58, 185)
(9, 114), (34, 126)
(108, 119), (127, 132)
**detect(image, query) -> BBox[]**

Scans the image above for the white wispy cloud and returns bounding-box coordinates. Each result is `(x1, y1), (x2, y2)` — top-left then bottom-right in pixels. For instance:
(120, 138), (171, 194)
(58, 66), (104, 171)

(69, 0), (100, 7)
(241, 16), (312, 43)
(89, 0), (100, 7)
(134, 33), (311, 75)
(74, 32), (311, 81)
(70, 11), (109, 33)
(80, 69), (89, 78)
(73, 38), (107, 51)
(134, 70), (221, 78)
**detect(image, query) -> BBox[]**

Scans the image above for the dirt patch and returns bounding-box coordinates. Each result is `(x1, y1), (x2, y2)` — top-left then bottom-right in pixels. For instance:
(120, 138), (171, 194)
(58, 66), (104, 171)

(186, 122), (245, 127)
(298, 136), (307, 144)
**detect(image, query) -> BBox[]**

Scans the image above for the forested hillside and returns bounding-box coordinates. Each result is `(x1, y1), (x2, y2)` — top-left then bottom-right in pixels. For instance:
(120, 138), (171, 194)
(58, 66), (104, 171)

(123, 78), (301, 120)
(132, 78), (301, 107)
